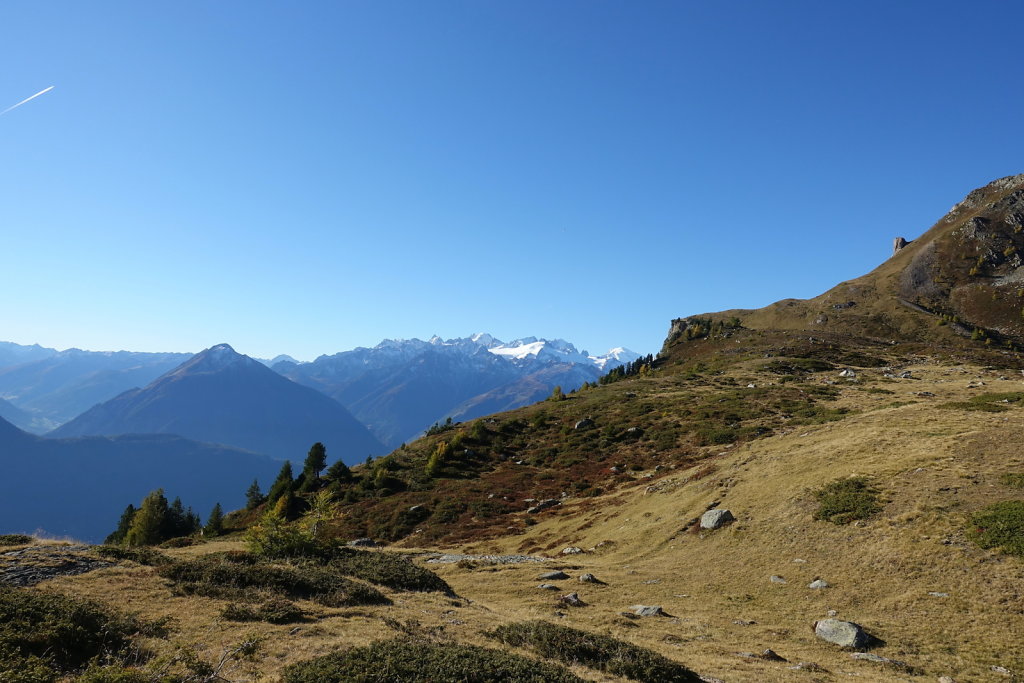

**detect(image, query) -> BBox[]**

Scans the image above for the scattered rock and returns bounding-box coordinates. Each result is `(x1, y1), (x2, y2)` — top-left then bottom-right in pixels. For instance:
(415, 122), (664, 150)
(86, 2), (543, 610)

(898, 370), (913, 379)
(537, 583), (559, 591)
(527, 499), (560, 514)
(560, 592), (585, 607)
(574, 418), (594, 430)
(827, 609), (838, 617)
(928, 591), (949, 598)
(561, 546), (583, 555)
(991, 665), (1012, 675)
(538, 571), (570, 581)
(732, 619), (756, 626)
(808, 578), (830, 589)
(760, 649), (787, 662)
(839, 368), (857, 378)
(789, 662), (829, 672)
(1, 545), (112, 587)
(425, 553), (547, 565)
(792, 558), (806, 563)
(578, 573), (601, 584)
(814, 618), (870, 648)
(700, 508), (735, 530)
(630, 605), (665, 617)
(770, 575), (787, 584)
(348, 538), (377, 547)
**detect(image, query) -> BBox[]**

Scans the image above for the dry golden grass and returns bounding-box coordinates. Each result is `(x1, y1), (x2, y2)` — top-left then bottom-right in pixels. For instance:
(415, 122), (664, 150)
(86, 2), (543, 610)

(29, 362), (1024, 682)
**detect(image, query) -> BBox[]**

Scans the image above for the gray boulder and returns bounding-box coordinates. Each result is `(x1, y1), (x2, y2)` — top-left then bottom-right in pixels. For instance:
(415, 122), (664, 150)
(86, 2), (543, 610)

(579, 573), (601, 583)
(538, 571), (570, 581)
(574, 418), (594, 430)
(537, 583), (559, 590)
(700, 508), (735, 530)
(808, 578), (830, 589)
(814, 619), (870, 648)
(630, 604), (665, 617)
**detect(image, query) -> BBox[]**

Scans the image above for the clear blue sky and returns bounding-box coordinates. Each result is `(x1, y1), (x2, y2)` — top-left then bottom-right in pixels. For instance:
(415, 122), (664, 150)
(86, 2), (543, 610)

(2, 1), (1022, 361)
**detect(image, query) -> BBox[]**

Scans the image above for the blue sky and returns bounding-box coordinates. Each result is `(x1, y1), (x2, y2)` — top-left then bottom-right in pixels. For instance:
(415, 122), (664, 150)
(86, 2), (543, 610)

(2, 1), (1022, 361)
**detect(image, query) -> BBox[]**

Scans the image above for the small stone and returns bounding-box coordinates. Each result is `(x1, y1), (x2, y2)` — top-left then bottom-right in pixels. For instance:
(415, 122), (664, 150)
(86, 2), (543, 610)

(808, 579), (830, 589)
(814, 619), (869, 648)
(561, 546), (583, 555)
(760, 649), (787, 662)
(938, 677), (957, 683)
(537, 583), (559, 590)
(560, 592), (585, 607)
(827, 609), (838, 617)
(991, 665), (1011, 674)
(538, 571), (570, 581)
(770, 575), (787, 584)
(630, 605), (664, 617)
(839, 369), (856, 378)
(792, 558), (806, 563)
(699, 508), (735, 530)
(578, 573), (599, 583)
(928, 591), (949, 598)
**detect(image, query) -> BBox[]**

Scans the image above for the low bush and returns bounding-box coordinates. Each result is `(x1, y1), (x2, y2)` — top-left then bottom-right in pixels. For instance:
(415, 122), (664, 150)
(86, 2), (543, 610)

(0, 534), (32, 547)
(486, 620), (701, 682)
(281, 638), (583, 682)
(0, 586), (142, 678)
(158, 554), (391, 607)
(1000, 473), (1024, 489)
(222, 597), (305, 624)
(967, 500), (1024, 557)
(93, 545), (171, 566)
(329, 548), (452, 594)
(813, 477), (881, 524)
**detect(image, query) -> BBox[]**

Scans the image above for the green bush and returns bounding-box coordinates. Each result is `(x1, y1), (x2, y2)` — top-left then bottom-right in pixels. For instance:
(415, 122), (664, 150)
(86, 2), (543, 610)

(158, 553), (391, 607)
(813, 477), (882, 524)
(967, 500), (1024, 557)
(93, 545), (171, 566)
(222, 597), (305, 624)
(0, 586), (141, 678)
(329, 548), (452, 594)
(486, 620), (701, 682)
(0, 534), (32, 547)
(281, 638), (583, 682)
(1001, 473), (1024, 489)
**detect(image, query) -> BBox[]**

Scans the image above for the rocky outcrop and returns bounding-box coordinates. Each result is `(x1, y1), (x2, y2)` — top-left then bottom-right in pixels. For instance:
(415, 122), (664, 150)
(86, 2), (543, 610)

(893, 237), (909, 255)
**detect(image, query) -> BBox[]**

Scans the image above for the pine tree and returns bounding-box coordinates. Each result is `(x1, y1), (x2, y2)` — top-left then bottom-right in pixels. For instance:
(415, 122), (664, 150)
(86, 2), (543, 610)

(125, 489), (169, 547)
(302, 442), (327, 480)
(106, 504), (136, 545)
(245, 479), (265, 510)
(325, 459), (353, 483)
(163, 497), (189, 539)
(266, 461), (294, 504)
(205, 503), (224, 537)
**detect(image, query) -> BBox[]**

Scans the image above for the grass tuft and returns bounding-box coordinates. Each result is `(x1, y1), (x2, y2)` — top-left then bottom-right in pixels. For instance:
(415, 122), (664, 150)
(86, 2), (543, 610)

(813, 476), (882, 524)
(967, 500), (1024, 557)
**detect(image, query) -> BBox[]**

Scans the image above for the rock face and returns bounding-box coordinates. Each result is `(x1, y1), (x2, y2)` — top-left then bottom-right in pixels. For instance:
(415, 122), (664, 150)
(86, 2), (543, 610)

(814, 619), (870, 648)
(893, 237), (909, 255)
(700, 509), (735, 530)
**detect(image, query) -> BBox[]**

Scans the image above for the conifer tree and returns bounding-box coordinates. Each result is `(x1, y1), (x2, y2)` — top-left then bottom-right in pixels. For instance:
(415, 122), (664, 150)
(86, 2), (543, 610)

(205, 503), (224, 537)
(245, 479), (265, 510)
(125, 489), (169, 547)
(106, 504), (136, 545)
(266, 461), (294, 504)
(325, 459), (353, 483)
(303, 442), (327, 481)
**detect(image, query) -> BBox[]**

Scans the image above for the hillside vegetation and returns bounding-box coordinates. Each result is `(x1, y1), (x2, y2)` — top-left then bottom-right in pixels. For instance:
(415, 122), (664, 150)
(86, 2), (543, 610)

(4, 175), (1024, 681)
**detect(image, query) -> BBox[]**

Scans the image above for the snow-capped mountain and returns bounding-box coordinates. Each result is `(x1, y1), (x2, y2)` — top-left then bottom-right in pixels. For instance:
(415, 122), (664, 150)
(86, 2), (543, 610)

(274, 334), (639, 448)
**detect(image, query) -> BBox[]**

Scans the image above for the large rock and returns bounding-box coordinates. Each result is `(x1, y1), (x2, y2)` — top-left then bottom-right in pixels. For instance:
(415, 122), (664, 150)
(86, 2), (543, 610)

(814, 619), (870, 648)
(700, 509), (735, 530)
(527, 499), (560, 514)
(630, 605), (665, 617)
(538, 571), (570, 581)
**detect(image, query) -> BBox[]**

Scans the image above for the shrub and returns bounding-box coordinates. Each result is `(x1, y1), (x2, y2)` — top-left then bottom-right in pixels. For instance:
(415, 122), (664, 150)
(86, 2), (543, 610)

(967, 500), (1024, 557)
(1000, 473), (1024, 489)
(281, 638), (583, 682)
(329, 548), (452, 594)
(93, 545), (171, 566)
(813, 477), (881, 524)
(0, 534), (32, 547)
(0, 586), (141, 677)
(486, 620), (701, 682)
(222, 597), (305, 624)
(158, 553), (392, 607)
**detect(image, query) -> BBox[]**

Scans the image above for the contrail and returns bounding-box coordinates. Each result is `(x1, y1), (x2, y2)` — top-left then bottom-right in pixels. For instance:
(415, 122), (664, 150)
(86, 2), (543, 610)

(1, 86), (55, 116)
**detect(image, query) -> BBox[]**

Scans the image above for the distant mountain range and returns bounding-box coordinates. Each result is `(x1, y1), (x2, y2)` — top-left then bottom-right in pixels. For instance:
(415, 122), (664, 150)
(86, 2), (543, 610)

(0, 348), (190, 432)
(0, 334), (637, 450)
(274, 334), (639, 447)
(51, 344), (386, 465)
(0, 413), (279, 542)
